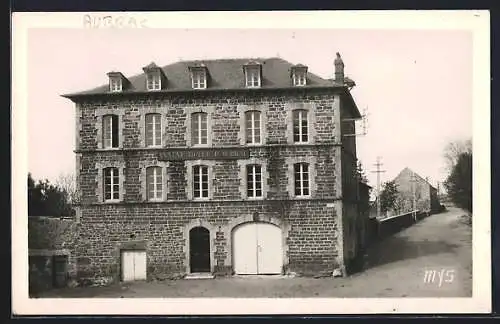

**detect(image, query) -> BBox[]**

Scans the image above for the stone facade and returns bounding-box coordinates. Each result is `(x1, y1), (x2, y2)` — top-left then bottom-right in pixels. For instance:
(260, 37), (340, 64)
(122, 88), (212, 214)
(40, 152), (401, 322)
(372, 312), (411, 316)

(65, 57), (365, 284)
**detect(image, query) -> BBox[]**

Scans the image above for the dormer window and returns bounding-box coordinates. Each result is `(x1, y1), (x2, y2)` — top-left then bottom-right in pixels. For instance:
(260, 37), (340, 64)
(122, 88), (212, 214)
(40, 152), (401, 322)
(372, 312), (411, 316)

(107, 71), (127, 93)
(245, 67), (261, 88)
(109, 76), (122, 92)
(142, 62), (165, 91)
(244, 61), (262, 88)
(189, 64), (208, 90)
(293, 71), (306, 86)
(146, 71), (161, 91)
(192, 70), (207, 89)
(291, 64), (308, 87)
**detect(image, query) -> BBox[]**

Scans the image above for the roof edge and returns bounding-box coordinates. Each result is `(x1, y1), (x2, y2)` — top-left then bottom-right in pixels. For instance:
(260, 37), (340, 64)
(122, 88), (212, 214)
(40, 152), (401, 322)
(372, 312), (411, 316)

(343, 88), (362, 119)
(61, 84), (349, 101)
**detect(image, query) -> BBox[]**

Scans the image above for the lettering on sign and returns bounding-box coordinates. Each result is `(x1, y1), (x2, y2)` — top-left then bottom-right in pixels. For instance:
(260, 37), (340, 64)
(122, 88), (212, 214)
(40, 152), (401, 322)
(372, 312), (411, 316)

(158, 148), (250, 161)
(83, 15), (148, 29)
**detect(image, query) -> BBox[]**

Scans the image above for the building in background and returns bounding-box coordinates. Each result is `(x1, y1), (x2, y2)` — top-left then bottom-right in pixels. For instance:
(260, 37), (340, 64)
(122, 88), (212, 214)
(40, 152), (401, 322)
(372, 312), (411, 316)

(393, 167), (441, 214)
(61, 52), (367, 284)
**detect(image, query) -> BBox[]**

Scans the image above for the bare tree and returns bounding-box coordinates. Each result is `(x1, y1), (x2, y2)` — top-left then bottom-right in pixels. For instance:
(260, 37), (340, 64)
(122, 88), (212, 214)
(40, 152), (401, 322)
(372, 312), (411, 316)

(443, 139), (472, 172)
(56, 173), (80, 205)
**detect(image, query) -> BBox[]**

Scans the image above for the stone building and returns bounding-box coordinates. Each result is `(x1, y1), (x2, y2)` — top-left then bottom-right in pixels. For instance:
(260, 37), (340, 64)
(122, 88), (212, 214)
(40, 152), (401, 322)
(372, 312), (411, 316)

(62, 53), (366, 284)
(393, 167), (441, 214)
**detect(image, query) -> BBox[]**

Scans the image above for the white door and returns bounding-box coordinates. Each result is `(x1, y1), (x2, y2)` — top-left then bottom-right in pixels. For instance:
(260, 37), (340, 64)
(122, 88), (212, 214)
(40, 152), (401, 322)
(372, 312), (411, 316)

(257, 224), (283, 274)
(133, 251), (147, 280)
(233, 223), (282, 275)
(121, 250), (147, 282)
(233, 224), (258, 274)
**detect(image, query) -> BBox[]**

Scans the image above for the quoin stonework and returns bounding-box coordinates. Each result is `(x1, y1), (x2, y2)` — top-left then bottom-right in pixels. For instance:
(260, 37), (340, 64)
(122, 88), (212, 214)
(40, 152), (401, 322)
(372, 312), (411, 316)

(62, 53), (368, 284)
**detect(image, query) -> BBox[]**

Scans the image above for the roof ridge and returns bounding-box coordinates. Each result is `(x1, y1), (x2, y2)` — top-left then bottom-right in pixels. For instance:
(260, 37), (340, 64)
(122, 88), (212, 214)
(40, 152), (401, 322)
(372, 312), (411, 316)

(176, 57), (284, 63)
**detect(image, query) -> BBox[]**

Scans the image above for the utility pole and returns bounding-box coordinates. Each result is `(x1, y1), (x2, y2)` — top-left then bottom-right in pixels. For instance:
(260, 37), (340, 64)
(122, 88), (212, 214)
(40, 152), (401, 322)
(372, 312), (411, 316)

(409, 171), (418, 222)
(371, 156), (386, 218)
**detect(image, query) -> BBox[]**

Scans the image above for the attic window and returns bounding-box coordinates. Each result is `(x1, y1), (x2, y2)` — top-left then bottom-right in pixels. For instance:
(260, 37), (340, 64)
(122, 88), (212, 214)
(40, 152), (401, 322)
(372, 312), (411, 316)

(191, 69), (207, 90)
(245, 65), (261, 88)
(293, 71), (307, 86)
(146, 71), (161, 91)
(291, 65), (308, 87)
(110, 77), (122, 92)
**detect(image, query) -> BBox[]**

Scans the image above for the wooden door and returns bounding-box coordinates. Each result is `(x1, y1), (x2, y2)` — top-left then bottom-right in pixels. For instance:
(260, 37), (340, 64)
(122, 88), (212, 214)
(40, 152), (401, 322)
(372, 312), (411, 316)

(233, 223), (282, 275)
(256, 223), (283, 274)
(189, 227), (211, 273)
(121, 250), (147, 281)
(233, 223), (258, 274)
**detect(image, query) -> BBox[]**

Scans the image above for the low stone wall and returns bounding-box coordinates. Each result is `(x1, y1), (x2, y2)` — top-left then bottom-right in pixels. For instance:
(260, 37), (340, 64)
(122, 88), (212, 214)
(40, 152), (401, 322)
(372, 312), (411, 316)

(377, 211), (427, 239)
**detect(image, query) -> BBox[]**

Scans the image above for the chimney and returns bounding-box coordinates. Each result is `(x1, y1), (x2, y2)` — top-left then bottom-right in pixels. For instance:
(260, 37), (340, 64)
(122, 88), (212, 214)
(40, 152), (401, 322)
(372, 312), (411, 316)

(334, 52), (344, 84)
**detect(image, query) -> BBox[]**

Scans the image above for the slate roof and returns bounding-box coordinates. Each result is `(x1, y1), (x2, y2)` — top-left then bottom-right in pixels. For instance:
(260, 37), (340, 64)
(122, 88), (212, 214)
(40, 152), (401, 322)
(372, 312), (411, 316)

(62, 57), (344, 98)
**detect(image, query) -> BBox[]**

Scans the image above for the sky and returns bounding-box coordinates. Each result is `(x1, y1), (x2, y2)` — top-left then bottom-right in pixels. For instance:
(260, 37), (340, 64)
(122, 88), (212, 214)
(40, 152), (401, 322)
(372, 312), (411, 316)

(26, 27), (472, 192)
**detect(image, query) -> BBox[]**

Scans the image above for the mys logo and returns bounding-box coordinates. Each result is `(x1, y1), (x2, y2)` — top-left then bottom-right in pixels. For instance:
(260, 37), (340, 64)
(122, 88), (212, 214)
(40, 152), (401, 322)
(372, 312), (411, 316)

(423, 268), (455, 287)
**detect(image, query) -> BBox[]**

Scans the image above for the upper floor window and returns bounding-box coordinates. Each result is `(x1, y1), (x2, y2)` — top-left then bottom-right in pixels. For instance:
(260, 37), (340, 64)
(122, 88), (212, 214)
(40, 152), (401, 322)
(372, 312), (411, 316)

(246, 164), (263, 198)
(145, 113), (162, 147)
(146, 166), (163, 200)
(294, 163), (310, 197)
(245, 110), (261, 144)
(103, 114), (119, 148)
(103, 167), (120, 201)
(293, 109), (309, 143)
(110, 77), (122, 92)
(293, 71), (307, 86)
(192, 70), (207, 89)
(146, 72), (161, 91)
(193, 165), (209, 199)
(191, 112), (208, 146)
(245, 67), (261, 88)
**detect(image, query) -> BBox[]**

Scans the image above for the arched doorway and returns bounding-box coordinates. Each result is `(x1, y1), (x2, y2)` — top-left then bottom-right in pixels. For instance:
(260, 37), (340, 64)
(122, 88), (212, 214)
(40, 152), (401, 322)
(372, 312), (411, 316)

(232, 222), (283, 275)
(189, 226), (211, 273)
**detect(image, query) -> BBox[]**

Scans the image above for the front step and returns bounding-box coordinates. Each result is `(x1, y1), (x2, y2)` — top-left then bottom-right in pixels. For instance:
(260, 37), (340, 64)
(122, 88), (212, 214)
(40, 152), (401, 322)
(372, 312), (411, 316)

(184, 273), (215, 280)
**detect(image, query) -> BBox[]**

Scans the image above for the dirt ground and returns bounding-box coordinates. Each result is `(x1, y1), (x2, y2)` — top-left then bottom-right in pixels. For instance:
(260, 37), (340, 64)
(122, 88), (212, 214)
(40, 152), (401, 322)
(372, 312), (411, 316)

(36, 207), (472, 298)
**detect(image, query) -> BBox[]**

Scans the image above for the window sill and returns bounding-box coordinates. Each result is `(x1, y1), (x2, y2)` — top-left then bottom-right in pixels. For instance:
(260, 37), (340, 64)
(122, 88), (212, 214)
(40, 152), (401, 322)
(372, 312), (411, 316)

(147, 199), (164, 203)
(98, 147), (122, 151)
(103, 200), (122, 204)
(293, 195), (312, 200)
(192, 197), (211, 201)
(191, 144), (211, 148)
(246, 196), (265, 201)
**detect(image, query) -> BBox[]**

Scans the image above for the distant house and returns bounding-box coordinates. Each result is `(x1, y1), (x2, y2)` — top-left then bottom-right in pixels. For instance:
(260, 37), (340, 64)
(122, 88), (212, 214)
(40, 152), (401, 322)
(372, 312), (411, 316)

(393, 168), (440, 214)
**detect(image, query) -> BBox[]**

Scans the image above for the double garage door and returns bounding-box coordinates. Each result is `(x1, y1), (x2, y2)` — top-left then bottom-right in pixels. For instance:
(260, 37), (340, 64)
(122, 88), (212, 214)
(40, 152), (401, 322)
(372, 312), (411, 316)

(121, 250), (147, 282)
(233, 223), (283, 275)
